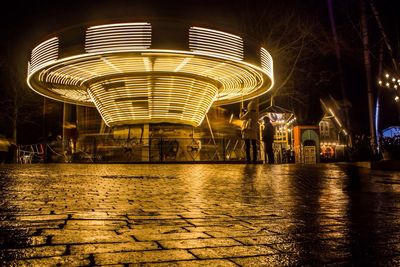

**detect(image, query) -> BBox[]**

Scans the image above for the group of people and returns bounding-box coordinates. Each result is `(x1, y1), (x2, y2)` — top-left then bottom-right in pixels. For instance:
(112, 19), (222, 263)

(240, 100), (274, 164)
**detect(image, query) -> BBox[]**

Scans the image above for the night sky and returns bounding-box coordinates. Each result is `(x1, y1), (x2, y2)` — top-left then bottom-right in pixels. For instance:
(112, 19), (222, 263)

(1, 0), (399, 143)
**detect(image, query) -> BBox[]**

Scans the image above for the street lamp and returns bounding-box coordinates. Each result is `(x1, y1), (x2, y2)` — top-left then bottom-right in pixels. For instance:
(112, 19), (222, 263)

(376, 72), (400, 153)
(378, 72), (400, 102)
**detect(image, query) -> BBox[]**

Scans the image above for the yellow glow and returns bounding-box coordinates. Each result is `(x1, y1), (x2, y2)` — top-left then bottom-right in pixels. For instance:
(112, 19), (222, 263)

(27, 23), (274, 127)
(334, 117), (342, 127)
(189, 27), (243, 61)
(30, 50), (270, 105)
(85, 23), (151, 53)
(260, 47), (273, 78)
(29, 37), (59, 74)
(87, 75), (217, 126)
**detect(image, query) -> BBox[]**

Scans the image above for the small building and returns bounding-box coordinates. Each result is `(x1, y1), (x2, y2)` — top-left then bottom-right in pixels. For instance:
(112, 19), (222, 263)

(319, 96), (349, 162)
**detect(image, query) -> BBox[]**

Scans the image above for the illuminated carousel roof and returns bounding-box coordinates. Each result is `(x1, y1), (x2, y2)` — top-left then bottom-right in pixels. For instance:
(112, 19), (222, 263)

(27, 22), (274, 127)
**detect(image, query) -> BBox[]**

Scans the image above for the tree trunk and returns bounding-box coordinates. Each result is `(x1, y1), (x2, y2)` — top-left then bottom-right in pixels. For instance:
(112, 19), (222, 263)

(327, 0), (352, 147)
(12, 99), (18, 144)
(360, 0), (377, 156)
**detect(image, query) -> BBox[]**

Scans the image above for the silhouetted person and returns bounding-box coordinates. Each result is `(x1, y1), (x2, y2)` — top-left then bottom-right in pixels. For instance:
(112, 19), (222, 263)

(262, 116), (274, 164)
(70, 125), (78, 154)
(240, 101), (258, 163)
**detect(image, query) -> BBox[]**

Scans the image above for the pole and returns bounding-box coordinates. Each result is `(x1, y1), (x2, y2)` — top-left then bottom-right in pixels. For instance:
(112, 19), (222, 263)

(360, 0), (377, 155)
(327, 0), (352, 147)
(62, 102), (66, 154)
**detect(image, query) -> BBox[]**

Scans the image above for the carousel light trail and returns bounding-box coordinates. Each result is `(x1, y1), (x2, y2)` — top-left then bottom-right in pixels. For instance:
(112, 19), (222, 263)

(27, 22), (274, 127)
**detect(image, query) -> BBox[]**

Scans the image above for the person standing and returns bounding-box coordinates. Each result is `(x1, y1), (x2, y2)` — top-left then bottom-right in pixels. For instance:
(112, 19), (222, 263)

(240, 101), (259, 163)
(262, 116), (275, 164)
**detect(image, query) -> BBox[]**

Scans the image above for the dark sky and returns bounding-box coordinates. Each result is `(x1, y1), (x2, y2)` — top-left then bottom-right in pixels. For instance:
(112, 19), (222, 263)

(1, 0), (399, 139)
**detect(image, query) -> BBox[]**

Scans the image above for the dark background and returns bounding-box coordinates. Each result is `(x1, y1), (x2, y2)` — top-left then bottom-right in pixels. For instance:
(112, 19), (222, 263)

(0, 0), (399, 144)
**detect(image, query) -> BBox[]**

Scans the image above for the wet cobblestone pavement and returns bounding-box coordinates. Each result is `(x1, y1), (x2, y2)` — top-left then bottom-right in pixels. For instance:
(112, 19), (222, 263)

(0, 163), (400, 266)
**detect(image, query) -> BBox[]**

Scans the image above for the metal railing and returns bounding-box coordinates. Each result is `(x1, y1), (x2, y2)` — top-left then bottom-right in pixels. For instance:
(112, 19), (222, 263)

(17, 137), (294, 163)
(74, 137), (248, 163)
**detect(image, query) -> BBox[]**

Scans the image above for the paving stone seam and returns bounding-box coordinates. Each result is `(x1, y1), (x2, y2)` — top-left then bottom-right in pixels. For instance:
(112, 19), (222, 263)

(204, 231), (277, 238)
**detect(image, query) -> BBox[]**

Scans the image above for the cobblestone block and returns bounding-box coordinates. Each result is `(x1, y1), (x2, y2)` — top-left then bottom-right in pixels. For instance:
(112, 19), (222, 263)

(184, 225), (250, 233)
(232, 254), (300, 267)
(184, 218), (248, 227)
(159, 238), (241, 249)
(127, 215), (182, 220)
(0, 245), (66, 260)
(42, 229), (133, 244)
(234, 235), (288, 245)
(2, 255), (90, 266)
(190, 245), (279, 259)
(71, 212), (126, 220)
(129, 219), (194, 227)
(64, 219), (127, 230)
(94, 249), (195, 265)
(14, 215), (68, 221)
(1, 163), (400, 265)
(118, 226), (189, 236)
(70, 241), (159, 254)
(130, 259), (239, 266)
(134, 232), (210, 241)
(206, 230), (273, 238)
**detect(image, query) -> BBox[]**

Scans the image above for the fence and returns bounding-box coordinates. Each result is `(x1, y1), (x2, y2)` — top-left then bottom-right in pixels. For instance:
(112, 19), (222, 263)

(17, 137), (294, 163)
(73, 137), (248, 163)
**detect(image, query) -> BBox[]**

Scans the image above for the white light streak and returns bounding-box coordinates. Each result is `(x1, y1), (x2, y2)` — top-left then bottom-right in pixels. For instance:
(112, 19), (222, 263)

(189, 27), (243, 61)
(260, 47), (274, 78)
(85, 23), (151, 53)
(30, 37), (59, 74)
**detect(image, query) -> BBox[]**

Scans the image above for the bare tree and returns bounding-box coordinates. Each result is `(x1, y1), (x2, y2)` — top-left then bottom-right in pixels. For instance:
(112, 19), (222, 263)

(237, 1), (336, 124)
(360, 0), (377, 152)
(0, 49), (42, 144)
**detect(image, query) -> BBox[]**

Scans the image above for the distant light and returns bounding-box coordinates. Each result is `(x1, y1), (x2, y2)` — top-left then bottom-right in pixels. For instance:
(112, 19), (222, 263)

(386, 82), (390, 87)
(392, 78), (396, 82)
(395, 85), (398, 89)
(395, 96), (399, 102)
(385, 73), (390, 78)
(378, 80), (382, 85)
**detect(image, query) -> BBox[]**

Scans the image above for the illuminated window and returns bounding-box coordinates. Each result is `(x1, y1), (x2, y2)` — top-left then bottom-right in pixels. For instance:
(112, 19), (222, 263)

(319, 121), (330, 137)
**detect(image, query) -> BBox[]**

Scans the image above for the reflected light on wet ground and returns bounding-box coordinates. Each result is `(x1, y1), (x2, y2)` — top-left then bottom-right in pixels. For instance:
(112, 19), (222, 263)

(1, 163), (400, 265)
